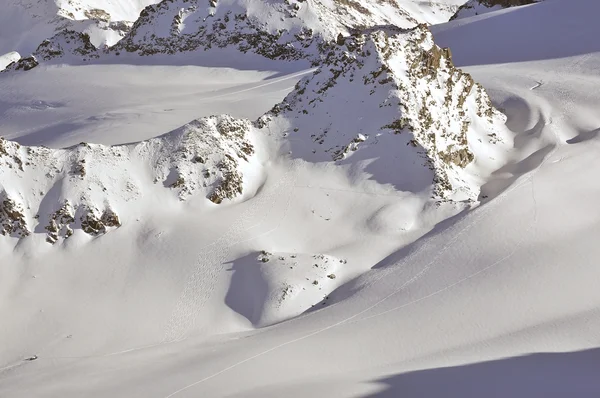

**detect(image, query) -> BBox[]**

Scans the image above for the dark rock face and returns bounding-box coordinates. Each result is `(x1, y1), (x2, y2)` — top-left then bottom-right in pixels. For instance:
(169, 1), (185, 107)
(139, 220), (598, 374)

(0, 195), (30, 238)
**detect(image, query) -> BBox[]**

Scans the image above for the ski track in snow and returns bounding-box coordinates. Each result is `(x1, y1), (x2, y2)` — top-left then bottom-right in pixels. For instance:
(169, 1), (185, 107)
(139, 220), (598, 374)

(162, 47), (599, 398)
(163, 137), (554, 398)
(530, 81), (543, 90)
(3, 45), (588, 398)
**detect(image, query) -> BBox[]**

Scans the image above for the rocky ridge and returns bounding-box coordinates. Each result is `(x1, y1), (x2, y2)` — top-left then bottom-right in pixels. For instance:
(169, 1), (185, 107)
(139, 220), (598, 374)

(258, 25), (506, 199)
(5, 0), (464, 70)
(0, 115), (256, 242)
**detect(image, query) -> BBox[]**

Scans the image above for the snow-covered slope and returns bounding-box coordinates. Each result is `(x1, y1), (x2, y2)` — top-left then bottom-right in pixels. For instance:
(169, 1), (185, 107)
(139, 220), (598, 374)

(118, 0), (465, 60)
(0, 24), (509, 247)
(0, 52), (20, 71)
(0, 0), (160, 57)
(2, 0), (600, 397)
(0, 114), (258, 243)
(450, 0), (539, 20)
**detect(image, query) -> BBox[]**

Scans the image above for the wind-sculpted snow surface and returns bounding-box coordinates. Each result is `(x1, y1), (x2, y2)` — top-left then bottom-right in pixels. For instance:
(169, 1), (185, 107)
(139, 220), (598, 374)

(0, 115), (257, 242)
(259, 25), (509, 200)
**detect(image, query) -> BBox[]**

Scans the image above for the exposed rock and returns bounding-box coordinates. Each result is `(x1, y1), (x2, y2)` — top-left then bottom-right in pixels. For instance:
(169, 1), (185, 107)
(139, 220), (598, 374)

(45, 201), (75, 244)
(84, 9), (111, 22)
(35, 30), (99, 61)
(6, 56), (39, 71)
(0, 193), (30, 238)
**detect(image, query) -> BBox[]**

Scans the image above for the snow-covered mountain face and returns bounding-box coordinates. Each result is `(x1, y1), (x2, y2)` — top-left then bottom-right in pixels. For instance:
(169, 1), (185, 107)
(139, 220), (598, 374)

(117, 0), (465, 60)
(450, 0), (539, 20)
(0, 0), (160, 59)
(0, 24), (510, 246)
(3, 0), (468, 70)
(3, 0), (600, 396)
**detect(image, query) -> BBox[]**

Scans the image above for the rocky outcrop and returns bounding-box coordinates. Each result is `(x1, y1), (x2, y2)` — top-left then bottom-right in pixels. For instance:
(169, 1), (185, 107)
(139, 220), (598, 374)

(6, 56), (40, 71)
(450, 0), (539, 20)
(0, 193), (29, 238)
(4, 30), (99, 71)
(2, 0), (462, 71)
(45, 201), (76, 244)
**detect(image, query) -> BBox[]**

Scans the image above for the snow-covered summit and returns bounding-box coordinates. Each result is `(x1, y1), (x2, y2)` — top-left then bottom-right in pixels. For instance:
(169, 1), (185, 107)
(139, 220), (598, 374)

(259, 24), (509, 200)
(117, 0), (464, 61)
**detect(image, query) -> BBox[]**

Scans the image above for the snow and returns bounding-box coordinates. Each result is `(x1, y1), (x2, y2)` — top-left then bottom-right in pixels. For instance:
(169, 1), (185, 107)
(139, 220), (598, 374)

(2, 0), (600, 397)
(0, 56), (312, 147)
(0, 52), (20, 71)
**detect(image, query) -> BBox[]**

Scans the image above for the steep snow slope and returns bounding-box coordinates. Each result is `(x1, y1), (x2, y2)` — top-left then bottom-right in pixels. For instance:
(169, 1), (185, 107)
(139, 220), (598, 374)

(260, 25), (509, 200)
(434, 0), (599, 66)
(0, 0), (160, 57)
(0, 115), (259, 243)
(119, 0), (467, 58)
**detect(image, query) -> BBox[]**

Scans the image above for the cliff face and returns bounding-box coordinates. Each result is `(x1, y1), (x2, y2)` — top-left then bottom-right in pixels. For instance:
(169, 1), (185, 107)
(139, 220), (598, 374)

(116, 0), (456, 59)
(0, 0), (161, 65)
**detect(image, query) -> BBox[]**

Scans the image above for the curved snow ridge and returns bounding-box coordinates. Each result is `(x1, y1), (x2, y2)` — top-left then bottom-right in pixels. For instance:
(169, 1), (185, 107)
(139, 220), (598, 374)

(258, 25), (511, 201)
(0, 114), (259, 243)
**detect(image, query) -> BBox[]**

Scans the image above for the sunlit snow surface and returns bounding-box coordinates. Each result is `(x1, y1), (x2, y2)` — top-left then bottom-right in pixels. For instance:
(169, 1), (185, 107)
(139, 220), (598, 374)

(2, 1), (600, 397)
